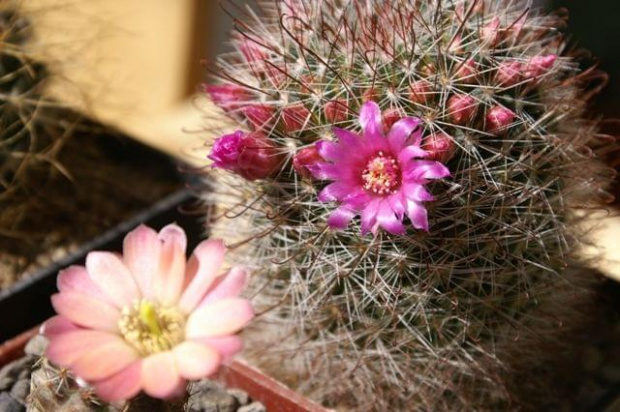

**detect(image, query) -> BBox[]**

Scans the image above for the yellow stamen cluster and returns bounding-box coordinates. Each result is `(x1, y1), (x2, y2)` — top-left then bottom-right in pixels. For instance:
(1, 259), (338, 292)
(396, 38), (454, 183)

(362, 152), (401, 195)
(118, 300), (186, 356)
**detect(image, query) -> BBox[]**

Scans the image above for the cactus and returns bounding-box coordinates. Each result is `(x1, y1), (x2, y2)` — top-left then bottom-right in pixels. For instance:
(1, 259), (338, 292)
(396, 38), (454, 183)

(0, 0), (74, 193)
(203, 0), (615, 410)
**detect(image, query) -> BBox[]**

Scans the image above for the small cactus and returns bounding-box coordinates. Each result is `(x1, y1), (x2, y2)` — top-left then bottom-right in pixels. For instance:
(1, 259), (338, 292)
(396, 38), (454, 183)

(203, 0), (615, 410)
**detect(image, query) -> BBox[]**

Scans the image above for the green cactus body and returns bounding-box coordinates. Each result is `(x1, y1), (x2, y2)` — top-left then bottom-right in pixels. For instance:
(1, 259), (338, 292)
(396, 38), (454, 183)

(204, 1), (614, 410)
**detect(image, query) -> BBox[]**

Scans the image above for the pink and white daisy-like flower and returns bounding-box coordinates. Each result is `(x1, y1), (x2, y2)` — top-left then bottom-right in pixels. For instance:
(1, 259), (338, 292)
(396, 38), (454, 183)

(42, 224), (254, 402)
(312, 101), (450, 235)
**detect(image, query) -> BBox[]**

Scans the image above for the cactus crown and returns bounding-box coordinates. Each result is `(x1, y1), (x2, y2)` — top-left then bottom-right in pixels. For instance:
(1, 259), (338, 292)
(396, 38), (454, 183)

(204, 0), (614, 409)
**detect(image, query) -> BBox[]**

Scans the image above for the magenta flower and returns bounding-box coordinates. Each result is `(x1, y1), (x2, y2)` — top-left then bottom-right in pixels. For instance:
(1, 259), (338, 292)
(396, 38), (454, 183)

(43, 224), (254, 402)
(209, 131), (283, 180)
(312, 101), (450, 235)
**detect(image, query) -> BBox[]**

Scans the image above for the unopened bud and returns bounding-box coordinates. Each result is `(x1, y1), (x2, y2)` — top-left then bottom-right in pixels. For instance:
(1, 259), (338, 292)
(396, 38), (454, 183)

(422, 132), (456, 163)
(485, 105), (516, 135)
(447, 94), (477, 125)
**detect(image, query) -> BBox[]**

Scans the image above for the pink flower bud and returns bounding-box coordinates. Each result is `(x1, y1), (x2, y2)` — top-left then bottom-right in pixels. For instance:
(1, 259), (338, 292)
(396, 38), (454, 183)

(239, 38), (268, 63)
(523, 54), (557, 80)
(455, 59), (477, 84)
(422, 132), (456, 163)
(382, 109), (403, 133)
(209, 131), (283, 180)
(448, 35), (464, 54)
(481, 17), (501, 47)
(293, 145), (323, 178)
(243, 104), (275, 131)
(496, 60), (522, 86)
(447, 94), (477, 125)
(205, 84), (251, 111)
(282, 103), (311, 133)
(506, 12), (528, 42)
(409, 80), (432, 104)
(485, 105), (516, 135)
(324, 99), (349, 123)
(456, 2), (484, 20)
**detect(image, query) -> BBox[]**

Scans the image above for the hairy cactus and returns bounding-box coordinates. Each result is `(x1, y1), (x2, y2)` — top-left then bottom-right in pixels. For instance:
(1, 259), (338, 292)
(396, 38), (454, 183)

(0, 0), (74, 193)
(203, 0), (615, 410)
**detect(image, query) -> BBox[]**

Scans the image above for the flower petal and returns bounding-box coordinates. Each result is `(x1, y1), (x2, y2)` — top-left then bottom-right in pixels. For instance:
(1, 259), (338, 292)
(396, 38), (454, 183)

(86, 252), (140, 308)
(42, 315), (81, 338)
(404, 160), (451, 181)
(94, 360), (142, 403)
(173, 341), (221, 380)
(360, 198), (381, 235)
(316, 140), (341, 162)
(71, 338), (138, 381)
(333, 127), (363, 148)
(318, 182), (353, 202)
(388, 117), (422, 151)
(155, 224), (187, 305)
(46, 330), (121, 367)
(376, 201), (406, 235)
(199, 267), (249, 307)
(398, 145), (428, 164)
(123, 224), (162, 299)
(327, 207), (356, 230)
(141, 352), (184, 399)
(51, 292), (120, 332)
(178, 239), (226, 313)
(359, 101), (383, 138)
(403, 183), (435, 202)
(193, 336), (244, 361)
(407, 200), (429, 231)
(57, 266), (110, 303)
(186, 298), (254, 339)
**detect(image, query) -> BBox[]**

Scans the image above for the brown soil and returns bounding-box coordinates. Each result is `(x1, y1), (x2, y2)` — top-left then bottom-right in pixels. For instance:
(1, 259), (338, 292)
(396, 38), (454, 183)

(0, 115), (181, 289)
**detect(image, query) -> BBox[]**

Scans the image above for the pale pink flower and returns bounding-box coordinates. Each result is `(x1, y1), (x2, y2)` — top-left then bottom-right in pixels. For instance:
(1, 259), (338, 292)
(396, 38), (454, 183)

(312, 101), (450, 235)
(43, 225), (254, 402)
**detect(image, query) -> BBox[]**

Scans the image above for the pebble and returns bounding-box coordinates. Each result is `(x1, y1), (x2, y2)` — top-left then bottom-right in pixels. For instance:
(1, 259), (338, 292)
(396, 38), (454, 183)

(9, 379), (30, 403)
(186, 380), (239, 412)
(228, 389), (250, 406)
(0, 357), (34, 392)
(238, 402), (266, 412)
(0, 392), (24, 412)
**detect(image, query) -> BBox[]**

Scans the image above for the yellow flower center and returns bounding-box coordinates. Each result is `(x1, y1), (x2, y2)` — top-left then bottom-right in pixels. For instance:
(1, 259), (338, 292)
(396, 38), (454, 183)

(362, 152), (401, 195)
(118, 300), (186, 356)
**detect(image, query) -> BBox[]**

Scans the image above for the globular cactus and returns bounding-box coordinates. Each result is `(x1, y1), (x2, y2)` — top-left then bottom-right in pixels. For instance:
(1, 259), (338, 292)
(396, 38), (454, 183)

(203, 0), (615, 410)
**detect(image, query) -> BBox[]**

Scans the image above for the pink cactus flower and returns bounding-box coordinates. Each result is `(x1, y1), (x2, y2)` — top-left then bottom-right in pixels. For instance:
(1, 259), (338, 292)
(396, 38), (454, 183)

(312, 101), (450, 235)
(209, 131), (283, 180)
(496, 60), (523, 86)
(486, 105), (516, 134)
(43, 224), (254, 402)
(293, 145), (323, 178)
(422, 132), (456, 163)
(409, 80), (432, 104)
(447, 94), (478, 125)
(324, 99), (349, 123)
(523, 54), (557, 79)
(205, 84), (251, 111)
(282, 103), (311, 133)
